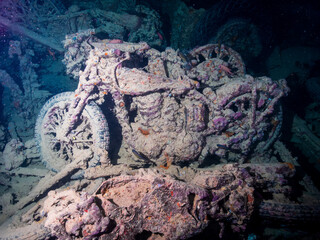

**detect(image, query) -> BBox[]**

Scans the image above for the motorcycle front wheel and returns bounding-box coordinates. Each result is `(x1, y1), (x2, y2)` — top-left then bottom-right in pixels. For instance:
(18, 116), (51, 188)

(35, 92), (109, 172)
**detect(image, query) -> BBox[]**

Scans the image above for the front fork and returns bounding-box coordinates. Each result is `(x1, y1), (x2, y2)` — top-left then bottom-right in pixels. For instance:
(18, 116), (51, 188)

(58, 86), (94, 141)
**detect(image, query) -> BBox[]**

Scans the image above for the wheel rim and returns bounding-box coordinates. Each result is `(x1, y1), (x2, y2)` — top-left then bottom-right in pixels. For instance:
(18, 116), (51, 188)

(41, 102), (94, 171)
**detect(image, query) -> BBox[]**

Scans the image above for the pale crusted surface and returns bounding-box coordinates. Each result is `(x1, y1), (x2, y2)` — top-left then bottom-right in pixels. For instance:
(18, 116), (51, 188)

(42, 189), (111, 239)
(54, 38), (290, 167)
(0, 222), (49, 240)
(2, 43), (51, 141)
(41, 169), (210, 239)
(21, 37), (296, 239)
(39, 164), (304, 239)
(2, 139), (26, 170)
(291, 115), (320, 171)
(1, 162), (319, 239)
(0, 158), (83, 225)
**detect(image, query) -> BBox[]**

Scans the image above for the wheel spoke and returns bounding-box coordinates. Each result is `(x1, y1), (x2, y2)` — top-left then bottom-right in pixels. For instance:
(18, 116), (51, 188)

(42, 103), (94, 162)
(38, 93), (109, 171)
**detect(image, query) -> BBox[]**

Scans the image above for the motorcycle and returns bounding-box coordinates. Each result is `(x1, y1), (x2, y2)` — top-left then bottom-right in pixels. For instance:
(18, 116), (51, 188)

(35, 31), (288, 172)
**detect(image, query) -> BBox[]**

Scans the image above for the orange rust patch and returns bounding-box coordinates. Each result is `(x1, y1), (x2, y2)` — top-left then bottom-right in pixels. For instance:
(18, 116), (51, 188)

(224, 131), (235, 138)
(138, 127), (150, 136)
(82, 229), (90, 237)
(283, 162), (295, 170)
(247, 194), (254, 204)
(271, 119), (279, 132)
(159, 152), (172, 170)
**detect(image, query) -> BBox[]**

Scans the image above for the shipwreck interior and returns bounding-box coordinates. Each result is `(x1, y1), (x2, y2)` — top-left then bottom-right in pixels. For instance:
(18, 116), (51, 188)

(0, 0), (320, 239)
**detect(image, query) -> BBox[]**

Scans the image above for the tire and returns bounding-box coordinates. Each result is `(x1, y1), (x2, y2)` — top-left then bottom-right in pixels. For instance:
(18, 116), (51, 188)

(34, 92), (109, 171)
(190, 0), (273, 63)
